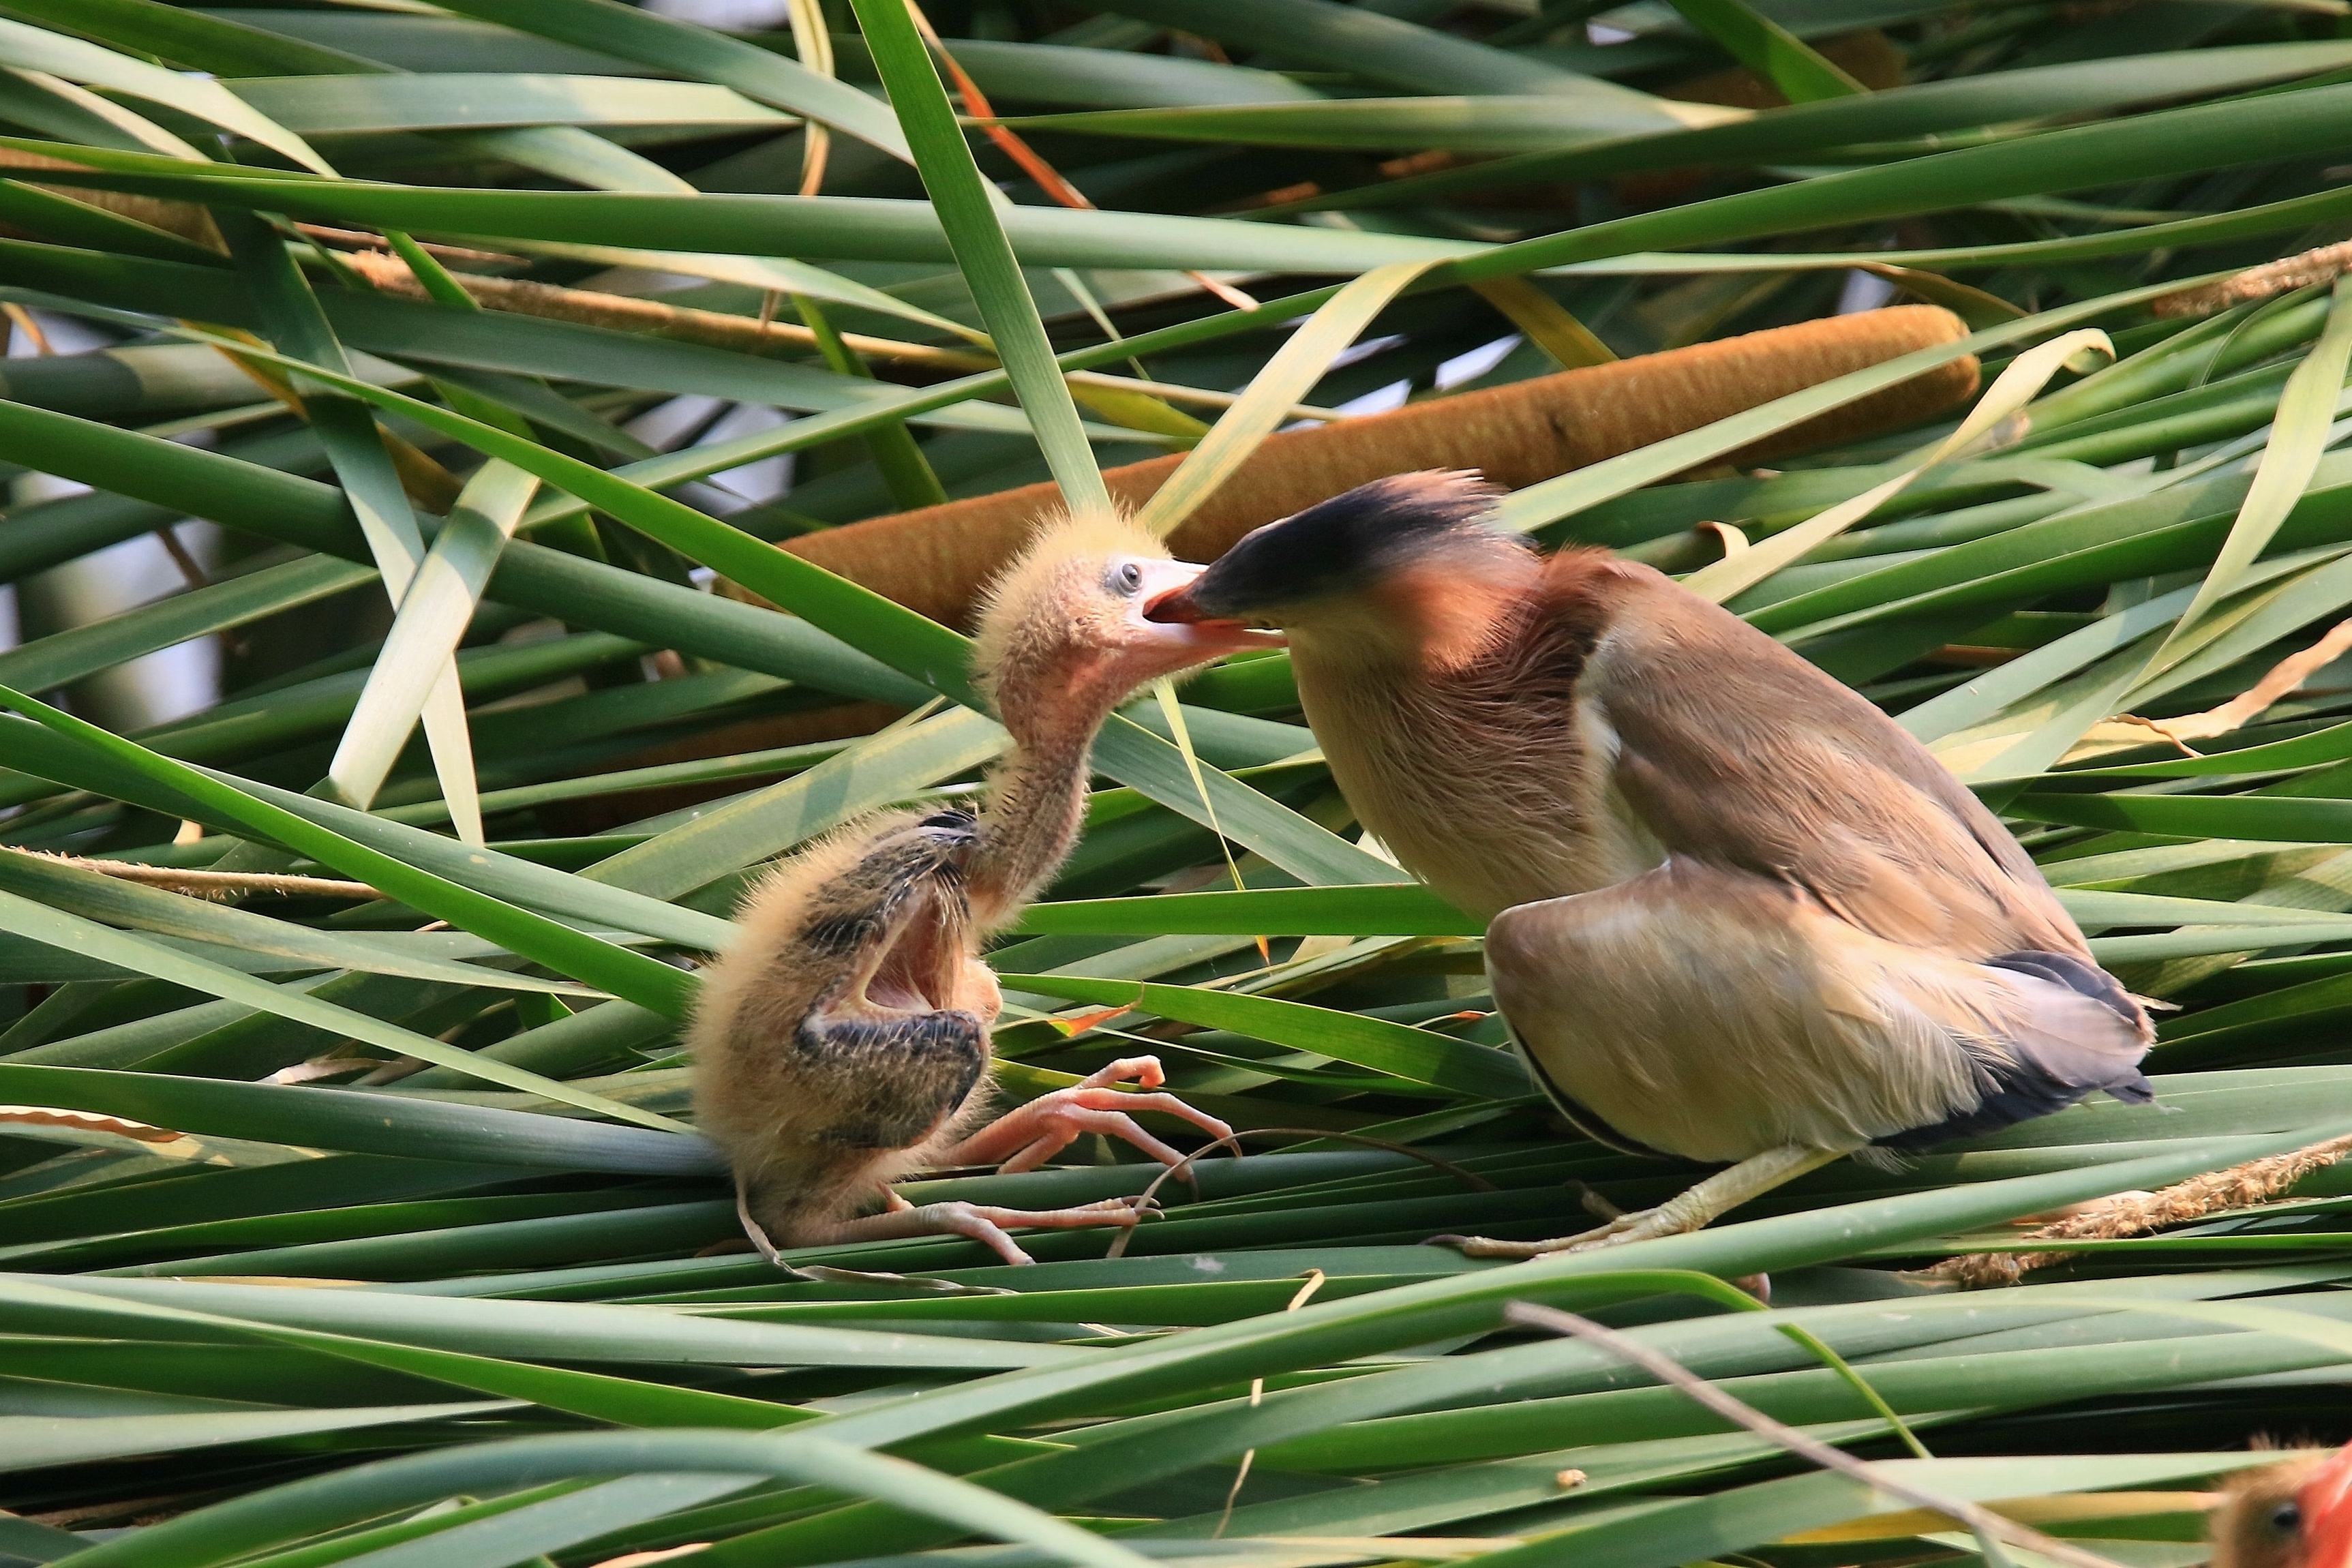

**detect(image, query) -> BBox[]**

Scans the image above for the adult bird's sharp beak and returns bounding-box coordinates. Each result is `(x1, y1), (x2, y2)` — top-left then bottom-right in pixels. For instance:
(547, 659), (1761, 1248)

(1134, 561), (1284, 653)
(1143, 579), (1211, 624)
(2300, 1443), (2352, 1568)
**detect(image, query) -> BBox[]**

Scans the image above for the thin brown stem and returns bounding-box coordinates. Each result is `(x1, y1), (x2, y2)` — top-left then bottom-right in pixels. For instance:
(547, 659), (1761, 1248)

(153, 525), (208, 590)
(333, 250), (1324, 417)
(3, 303), (52, 356)
(1503, 1302), (2130, 1568)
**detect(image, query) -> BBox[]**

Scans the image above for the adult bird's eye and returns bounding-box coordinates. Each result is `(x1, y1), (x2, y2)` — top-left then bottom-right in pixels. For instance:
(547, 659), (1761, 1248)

(2272, 1501), (2302, 1536)
(1114, 562), (1144, 594)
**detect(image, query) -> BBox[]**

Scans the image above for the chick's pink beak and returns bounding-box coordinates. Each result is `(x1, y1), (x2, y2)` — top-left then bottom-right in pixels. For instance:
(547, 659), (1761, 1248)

(2302, 1443), (2352, 1568)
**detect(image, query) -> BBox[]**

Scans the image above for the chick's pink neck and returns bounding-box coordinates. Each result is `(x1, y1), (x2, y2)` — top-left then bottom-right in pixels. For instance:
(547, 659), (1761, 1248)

(968, 663), (1123, 926)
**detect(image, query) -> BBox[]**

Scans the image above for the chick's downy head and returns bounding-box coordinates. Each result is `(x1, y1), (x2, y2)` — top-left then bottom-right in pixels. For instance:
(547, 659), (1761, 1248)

(970, 508), (1278, 738)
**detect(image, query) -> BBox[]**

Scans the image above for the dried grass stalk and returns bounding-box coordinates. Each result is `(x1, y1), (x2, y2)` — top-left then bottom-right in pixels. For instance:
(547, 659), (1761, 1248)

(2153, 239), (2352, 318)
(2114, 614), (2352, 749)
(1923, 1132), (2352, 1288)
(337, 251), (1297, 419)
(341, 249), (979, 367)
(0, 147), (224, 250)
(18, 849), (380, 901)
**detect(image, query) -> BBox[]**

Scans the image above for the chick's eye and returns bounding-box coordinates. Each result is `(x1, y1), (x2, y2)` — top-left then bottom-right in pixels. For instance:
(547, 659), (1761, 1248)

(1114, 562), (1144, 594)
(2272, 1502), (2303, 1536)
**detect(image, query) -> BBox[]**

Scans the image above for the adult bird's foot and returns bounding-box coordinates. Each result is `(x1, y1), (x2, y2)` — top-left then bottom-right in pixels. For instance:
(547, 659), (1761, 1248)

(944, 1056), (1235, 1177)
(1433, 1147), (1857, 1261)
(1432, 1203), (1687, 1258)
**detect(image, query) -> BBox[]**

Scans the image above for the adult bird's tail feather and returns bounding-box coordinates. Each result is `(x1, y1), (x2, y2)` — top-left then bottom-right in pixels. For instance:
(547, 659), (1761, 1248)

(1876, 946), (2156, 1152)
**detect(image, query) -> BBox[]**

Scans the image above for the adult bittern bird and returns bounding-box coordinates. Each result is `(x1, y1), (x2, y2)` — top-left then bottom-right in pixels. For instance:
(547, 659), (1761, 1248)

(693, 511), (1261, 1267)
(2214, 1443), (2352, 1568)
(1147, 471), (2155, 1256)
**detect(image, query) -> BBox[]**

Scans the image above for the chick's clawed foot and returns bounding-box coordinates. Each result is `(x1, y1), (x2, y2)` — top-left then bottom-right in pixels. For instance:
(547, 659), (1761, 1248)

(826, 1194), (1160, 1267)
(943, 1055), (1235, 1176)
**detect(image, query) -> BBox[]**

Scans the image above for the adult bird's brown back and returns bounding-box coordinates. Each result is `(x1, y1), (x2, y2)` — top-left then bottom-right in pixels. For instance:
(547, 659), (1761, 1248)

(1148, 471), (2156, 1254)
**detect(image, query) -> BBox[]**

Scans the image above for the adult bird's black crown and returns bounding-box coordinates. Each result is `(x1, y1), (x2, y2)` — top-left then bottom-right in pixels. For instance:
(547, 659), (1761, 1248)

(1157, 469), (1509, 622)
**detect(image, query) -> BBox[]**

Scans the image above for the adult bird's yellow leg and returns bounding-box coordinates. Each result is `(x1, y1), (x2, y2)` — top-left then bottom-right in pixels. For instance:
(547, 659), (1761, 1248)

(1435, 1144), (1856, 1258)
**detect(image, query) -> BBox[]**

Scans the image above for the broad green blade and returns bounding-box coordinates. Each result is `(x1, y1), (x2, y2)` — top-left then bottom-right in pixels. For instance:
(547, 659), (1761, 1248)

(0, 888), (675, 1130)
(1132, 259), (1438, 539)
(0, 1064), (712, 1172)
(847, 0), (1106, 514)
(0, 682), (702, 1023)
(422, 0), (912, 158)
(330, 459), (541, 841)
(1659, 0), (1867, 102)
(1013, 884), (1476, 937)
(227, 74), (798, 136)
(2147, 275), (2352, 658)
(0, 15), (331, 172)
(1683, 329), (2113, 603)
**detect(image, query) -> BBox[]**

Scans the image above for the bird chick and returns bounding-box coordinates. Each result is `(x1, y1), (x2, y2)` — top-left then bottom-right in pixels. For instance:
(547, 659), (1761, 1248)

(1149, 470), (2155, 1256)
(2214, 1443), (2352, 1568)
(693, 510), (1272, 1267)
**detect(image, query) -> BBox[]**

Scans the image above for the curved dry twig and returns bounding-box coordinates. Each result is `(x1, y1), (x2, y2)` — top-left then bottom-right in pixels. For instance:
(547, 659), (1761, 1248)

(1101, 1126), (1501, 1259)
(1503, 1301), (2132, 1568)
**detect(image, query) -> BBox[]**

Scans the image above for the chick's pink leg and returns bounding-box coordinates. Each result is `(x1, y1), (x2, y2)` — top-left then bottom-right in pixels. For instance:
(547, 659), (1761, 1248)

(941, 1056), (1233, 1173)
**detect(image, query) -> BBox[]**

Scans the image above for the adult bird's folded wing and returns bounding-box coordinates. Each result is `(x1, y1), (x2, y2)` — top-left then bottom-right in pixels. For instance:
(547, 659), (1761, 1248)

(1567, 556), (2087, 962)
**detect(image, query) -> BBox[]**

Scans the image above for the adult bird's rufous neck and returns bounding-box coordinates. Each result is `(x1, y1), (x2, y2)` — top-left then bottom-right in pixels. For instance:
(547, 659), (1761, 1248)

(1282, 531), (1542, 678)
(1143, 472), (1606, 920)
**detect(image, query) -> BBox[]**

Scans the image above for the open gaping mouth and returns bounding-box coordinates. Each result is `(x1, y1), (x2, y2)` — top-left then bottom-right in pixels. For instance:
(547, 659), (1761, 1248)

(826, 874), (971, 1024)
